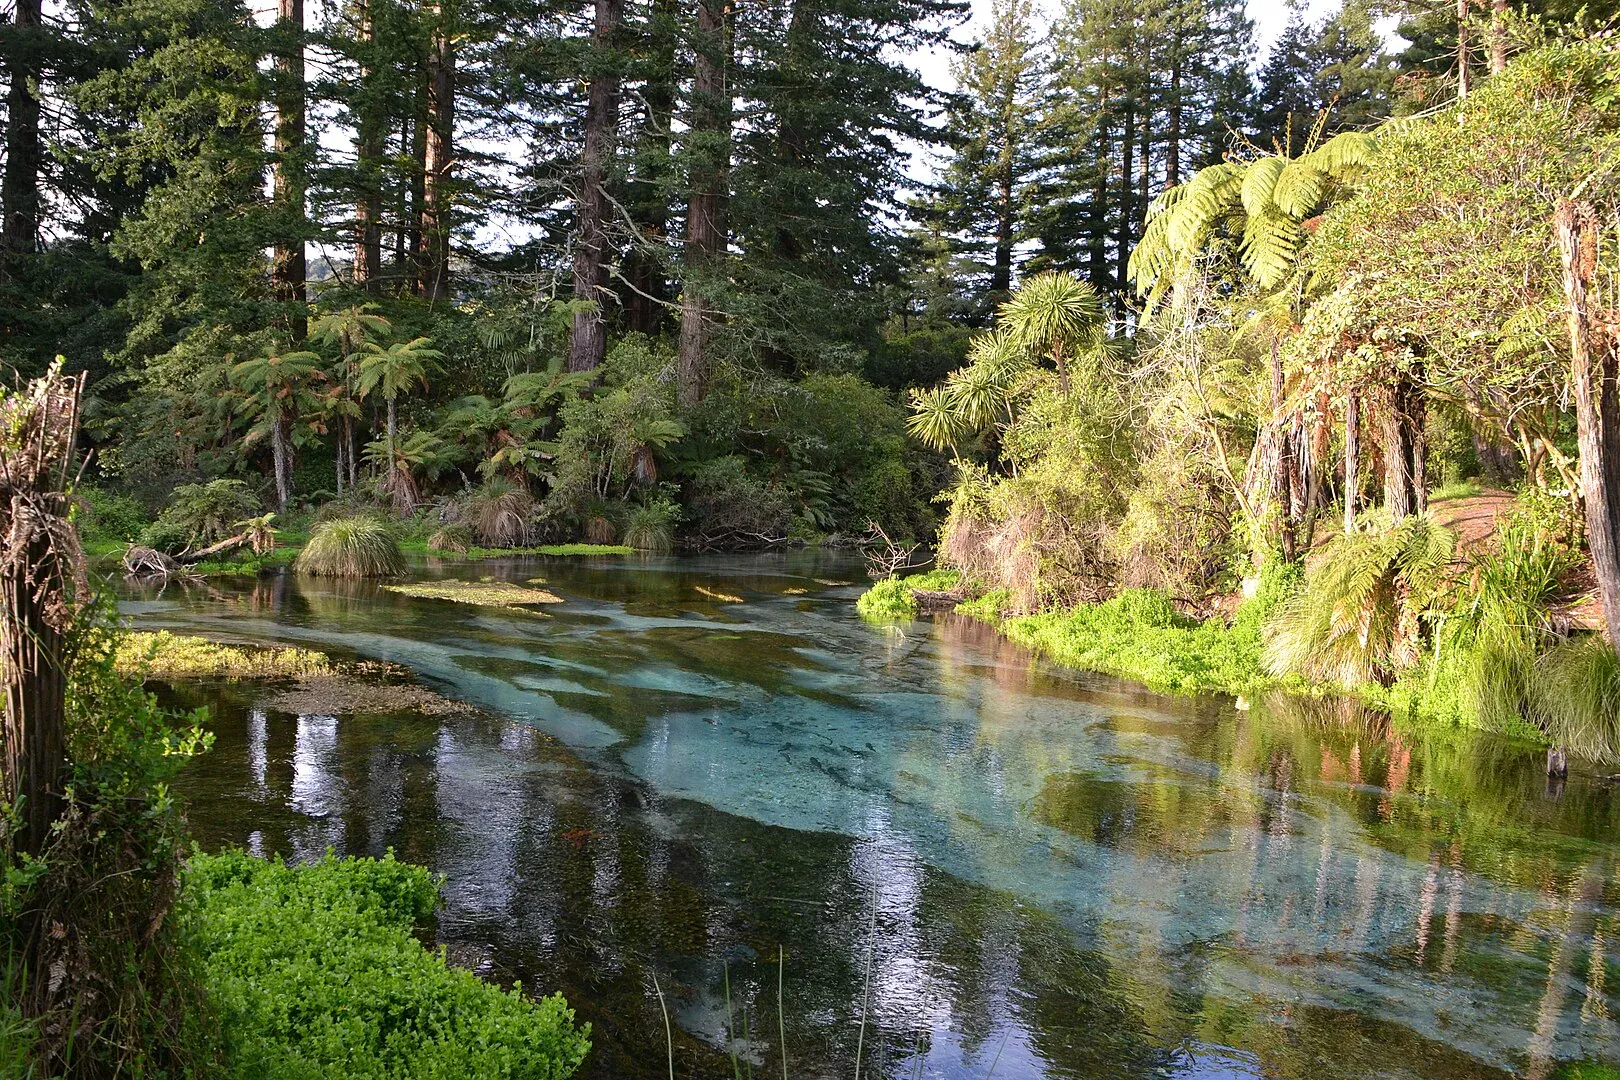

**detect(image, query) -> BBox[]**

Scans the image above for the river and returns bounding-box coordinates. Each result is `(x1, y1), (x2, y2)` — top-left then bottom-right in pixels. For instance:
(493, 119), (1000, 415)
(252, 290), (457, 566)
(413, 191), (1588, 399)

(119, 551), (1620, 1079)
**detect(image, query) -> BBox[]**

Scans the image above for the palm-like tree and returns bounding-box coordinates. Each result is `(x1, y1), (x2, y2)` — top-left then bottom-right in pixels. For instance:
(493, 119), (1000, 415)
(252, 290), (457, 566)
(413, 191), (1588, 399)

(310, 306), (391, 495)
(231, 347), (325, 510)
(995, 272), (1111, 394)
(356, 335), (442, 484)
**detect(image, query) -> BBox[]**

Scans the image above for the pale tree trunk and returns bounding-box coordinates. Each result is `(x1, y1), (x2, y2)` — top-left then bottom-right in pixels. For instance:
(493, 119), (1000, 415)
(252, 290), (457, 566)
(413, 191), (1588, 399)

(272, 412), (294, 512)
(1557, 199), (1620, 658)
(421, 0), (455, 301)
(273, 0), (308, 337)
(1, 371), (84, 859)
(1457, 0), (1470, 101)
(676, 0), (732, 410)
(1345, 390), (1359, 531)
(354, 0), (384, 292)
(568, 0), (624, 373)
(0, 0), (42, 278)
(1490, 0), (1507, 76)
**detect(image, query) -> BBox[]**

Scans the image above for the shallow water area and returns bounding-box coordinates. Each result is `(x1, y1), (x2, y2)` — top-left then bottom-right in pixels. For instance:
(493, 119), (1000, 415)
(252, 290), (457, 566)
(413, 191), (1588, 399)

(121, 552), (1620, 1079)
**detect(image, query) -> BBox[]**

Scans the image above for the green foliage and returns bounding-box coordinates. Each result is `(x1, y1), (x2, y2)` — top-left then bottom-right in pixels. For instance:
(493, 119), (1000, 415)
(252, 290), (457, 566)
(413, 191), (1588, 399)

(75, 485), (151, 546)
(1264, 514), (1456, 687)
(5, 600), (216, 1076)
(295, 516), (406, 578)
(186, 850), (590, 1080)
(1530, 637), (1620, 761)
(854, 569), (962, 622)
(157, 479), (262, 544)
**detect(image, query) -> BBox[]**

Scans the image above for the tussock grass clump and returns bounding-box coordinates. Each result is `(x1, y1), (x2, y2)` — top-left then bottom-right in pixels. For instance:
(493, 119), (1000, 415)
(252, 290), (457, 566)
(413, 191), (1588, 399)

(296, 516), (406, 578)
(464, 479), (536, 547)
(623, 498), (678, 554)
(428, 522), (472, 554)
(115, 631), (332, 679)
(1532, 637), (1620, 762)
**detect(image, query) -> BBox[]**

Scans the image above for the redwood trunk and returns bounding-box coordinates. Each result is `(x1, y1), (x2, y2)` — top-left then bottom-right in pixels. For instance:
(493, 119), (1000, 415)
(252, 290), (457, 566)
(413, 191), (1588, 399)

(421, 1), (455, 301)
(354, 0), (384, 292)
(676, 0), (731, 410)
(623, 0), (677, 336)
(273, 0), (308, 333)
(568, 0), (624, 373)
(0, 0), (42, 277)
(1557, 199), (1620, 655)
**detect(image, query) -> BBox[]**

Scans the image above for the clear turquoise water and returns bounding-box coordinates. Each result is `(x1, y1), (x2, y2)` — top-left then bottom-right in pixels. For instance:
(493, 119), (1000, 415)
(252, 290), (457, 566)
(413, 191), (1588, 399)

(123, 553), (1620, 1079)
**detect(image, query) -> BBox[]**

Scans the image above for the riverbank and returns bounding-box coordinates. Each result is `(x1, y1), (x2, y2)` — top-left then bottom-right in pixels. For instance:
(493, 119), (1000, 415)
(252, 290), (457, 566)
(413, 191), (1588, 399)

(858, 566), (1555, 746)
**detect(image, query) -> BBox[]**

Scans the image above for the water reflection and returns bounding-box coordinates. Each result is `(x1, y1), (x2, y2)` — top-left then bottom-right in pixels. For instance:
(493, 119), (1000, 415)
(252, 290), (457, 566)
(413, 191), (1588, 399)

(128, 554), (1620, 1078)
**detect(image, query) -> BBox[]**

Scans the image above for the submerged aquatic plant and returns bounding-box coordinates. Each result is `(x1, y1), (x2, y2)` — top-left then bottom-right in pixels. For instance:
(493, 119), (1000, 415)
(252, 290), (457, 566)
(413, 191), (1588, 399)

(295, 516), (406, 578)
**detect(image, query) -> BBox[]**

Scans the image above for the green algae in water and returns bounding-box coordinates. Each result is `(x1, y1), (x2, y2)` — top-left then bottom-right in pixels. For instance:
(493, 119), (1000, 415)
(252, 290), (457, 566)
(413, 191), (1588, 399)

(384, 580), (565, 608)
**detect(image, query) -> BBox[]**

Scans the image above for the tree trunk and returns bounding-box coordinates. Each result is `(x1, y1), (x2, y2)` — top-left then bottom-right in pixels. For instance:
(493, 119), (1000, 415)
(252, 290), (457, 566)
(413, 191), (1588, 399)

(676, 0), (732, 410)
(1345, 389), (1359, 531)
(335, 429), (346, 498)
(0, 371), (83, 860)
(1115, 86), (1135, 293)
(1167, 24), (1182, 187)
(1271, 338), (1298, 560)
(272, 411), (294, 511)
(1490, 0), (1507, 76)
(272, 0), (308, 336)
(624, 0), (678, 337)
(1557, 199), (1620, 657)
(1457, 0), (1470, 101)
(421, 0), (455, 301)
(387, 397), (398, 453)
(569, 0), (624, 373)
(991, 172), (1014, 298)
(354, 0), (384, 292)
(0, 0), (42, 278)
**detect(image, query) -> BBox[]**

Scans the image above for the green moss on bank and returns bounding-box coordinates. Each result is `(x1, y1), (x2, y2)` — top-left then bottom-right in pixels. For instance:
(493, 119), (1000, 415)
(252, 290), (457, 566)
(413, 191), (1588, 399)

(400, 540), (632, 559)
(383, 580), (565, 607)
(115, 631), (332, 679)
(855, 569), (961, 621)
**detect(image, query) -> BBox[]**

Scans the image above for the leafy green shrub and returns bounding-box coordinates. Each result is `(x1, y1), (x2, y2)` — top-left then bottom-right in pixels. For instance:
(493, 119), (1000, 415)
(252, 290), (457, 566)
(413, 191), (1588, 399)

(295, 516), (405, 578)
(136, 518), (192, 556)
(158, 479), (261, 543)
(76, 485), (150, 544)
(681, 455), (793, 545)
(857, 578), (916, 620)
(186, 850), (591, 1080)
(855, 569), (961, 622)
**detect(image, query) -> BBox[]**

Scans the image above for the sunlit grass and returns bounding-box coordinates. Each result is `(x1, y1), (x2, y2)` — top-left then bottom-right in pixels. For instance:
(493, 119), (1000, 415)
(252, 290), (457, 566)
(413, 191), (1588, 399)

(115, 631), (332, 679)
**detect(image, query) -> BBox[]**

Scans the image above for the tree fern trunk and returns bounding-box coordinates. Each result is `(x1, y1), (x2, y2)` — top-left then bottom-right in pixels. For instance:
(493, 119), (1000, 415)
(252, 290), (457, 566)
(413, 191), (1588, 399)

(1558, 199), (1620, 658)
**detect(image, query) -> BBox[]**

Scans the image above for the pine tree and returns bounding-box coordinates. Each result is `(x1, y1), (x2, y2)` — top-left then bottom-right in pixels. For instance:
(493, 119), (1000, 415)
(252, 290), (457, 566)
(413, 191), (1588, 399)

(931, 0), (1046, 304)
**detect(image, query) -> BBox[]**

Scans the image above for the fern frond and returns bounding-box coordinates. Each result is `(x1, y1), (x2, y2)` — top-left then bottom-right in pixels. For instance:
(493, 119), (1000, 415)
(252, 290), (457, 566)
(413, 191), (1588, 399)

(1271, 160), (1327, 218)
(1239, 211), (1303, 289)
(1240, 156), (1286, 218)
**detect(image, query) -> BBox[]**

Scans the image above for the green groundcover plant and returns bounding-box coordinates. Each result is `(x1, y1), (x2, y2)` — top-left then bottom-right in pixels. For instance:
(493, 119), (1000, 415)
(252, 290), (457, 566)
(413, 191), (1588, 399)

(186, 850), (591, 1080)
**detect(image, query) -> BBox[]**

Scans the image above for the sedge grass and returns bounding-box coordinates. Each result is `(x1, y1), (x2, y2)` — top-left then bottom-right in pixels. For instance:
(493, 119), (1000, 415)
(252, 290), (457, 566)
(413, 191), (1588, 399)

(295, 516), (406, 578)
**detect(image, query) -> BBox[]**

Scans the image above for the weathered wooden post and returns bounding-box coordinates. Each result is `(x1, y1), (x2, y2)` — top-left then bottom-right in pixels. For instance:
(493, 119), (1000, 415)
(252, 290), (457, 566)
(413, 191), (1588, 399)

(0, 366), (85, 856)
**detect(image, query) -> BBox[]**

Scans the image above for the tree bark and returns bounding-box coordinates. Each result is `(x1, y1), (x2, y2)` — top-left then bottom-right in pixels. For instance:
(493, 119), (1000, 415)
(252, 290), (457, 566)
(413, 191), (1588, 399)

(1457, 0), (1470, 101)
(1, 371), (84, 859)
(676, 0), (731, 410)
(1115, 84), (1135, 293)
(272, 0), (308, 335)
(1557, 199), (1620, 656)
(421, 0), (455, 301)
(1382, 382), (1416, 522)
(0, 0), (42, 278)
(1490, 0), (1507, 76)
(272, 411), (294, 512)
(569, 0), (624, 373)
(353, 0), (384, 292)
(624, 0), (678, 337)
(1345, 389), (1359, 531)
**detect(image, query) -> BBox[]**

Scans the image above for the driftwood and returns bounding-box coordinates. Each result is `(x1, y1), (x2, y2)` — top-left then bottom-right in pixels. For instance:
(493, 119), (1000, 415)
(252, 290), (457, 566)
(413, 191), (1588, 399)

(910, 588), (965, 614)
(122, 531), (258, 578)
